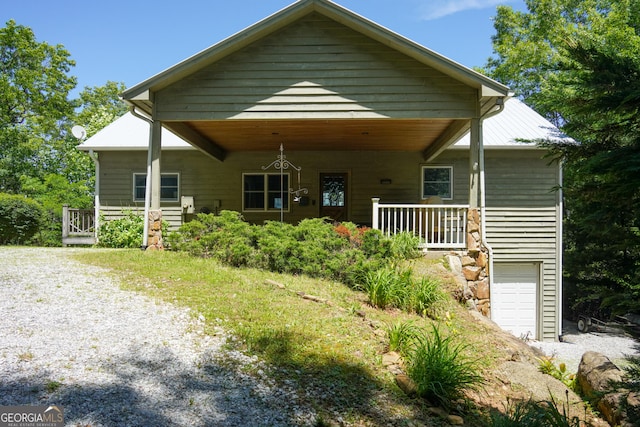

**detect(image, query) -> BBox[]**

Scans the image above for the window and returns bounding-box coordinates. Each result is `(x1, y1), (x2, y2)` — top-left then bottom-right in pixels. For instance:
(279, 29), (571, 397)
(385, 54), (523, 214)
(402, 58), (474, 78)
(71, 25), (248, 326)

(133, 173), (179, 202)
(421, 166), (453, 200)
(243, 173), (289, 211)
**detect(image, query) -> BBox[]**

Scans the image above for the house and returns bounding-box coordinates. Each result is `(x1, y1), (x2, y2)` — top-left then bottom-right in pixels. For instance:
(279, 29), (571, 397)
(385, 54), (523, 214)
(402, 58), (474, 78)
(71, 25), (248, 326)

(76, 0), (570, 341)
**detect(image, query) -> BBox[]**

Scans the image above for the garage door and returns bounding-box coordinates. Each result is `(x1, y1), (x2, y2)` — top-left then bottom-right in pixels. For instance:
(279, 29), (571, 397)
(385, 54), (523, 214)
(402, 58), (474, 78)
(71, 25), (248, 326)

(492, 263), (538, 340)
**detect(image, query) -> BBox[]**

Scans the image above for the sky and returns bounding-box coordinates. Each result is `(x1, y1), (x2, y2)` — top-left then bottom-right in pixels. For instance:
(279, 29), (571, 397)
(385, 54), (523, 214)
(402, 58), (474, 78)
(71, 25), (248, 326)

(2, 0), (526, 98)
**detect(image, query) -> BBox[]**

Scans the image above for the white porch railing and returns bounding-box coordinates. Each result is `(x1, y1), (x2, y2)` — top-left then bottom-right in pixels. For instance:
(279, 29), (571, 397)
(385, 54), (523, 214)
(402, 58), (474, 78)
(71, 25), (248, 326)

(371, 198), (468, 249)
(62, 205), (96, 246)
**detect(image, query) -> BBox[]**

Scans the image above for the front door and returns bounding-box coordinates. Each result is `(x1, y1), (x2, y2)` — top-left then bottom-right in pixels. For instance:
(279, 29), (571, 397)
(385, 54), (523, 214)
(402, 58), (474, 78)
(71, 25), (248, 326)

(320, 173), (348, 221)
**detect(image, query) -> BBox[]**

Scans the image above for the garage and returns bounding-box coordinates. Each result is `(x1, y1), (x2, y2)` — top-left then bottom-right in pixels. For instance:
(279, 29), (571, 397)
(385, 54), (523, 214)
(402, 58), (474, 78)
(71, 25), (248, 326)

(491, 263), (539, 340)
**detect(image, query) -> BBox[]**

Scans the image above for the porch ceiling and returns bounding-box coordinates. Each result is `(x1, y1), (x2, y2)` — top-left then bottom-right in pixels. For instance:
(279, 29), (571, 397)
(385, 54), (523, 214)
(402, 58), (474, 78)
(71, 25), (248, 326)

(176, 118), (455, 152)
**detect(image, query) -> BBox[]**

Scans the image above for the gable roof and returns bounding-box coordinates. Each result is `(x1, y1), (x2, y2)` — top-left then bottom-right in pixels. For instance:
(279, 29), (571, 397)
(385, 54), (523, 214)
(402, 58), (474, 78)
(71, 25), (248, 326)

(452, 98), (573, 149)
(122, 0), (508, 112)
(79, 98), (565, 152)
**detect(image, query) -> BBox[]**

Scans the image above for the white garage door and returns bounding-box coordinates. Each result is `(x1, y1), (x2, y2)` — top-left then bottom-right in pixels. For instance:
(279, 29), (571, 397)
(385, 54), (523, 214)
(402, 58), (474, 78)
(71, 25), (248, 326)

(492, 263), (538, 340)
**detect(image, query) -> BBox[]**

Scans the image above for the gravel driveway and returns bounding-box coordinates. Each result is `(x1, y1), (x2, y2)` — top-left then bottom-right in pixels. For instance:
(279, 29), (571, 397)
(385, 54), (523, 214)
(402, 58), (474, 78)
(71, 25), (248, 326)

(529, 319), (640, 373)
(0, 247), (313, 426)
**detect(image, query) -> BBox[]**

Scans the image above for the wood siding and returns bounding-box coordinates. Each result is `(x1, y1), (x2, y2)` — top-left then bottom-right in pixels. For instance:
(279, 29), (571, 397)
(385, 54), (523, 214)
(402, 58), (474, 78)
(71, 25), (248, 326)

(438, 149), (561, 340)
(483, 151), (561, 340)
(155, 13), (477, 121)
(485, 208), (559, 340)
(97, 150), (430, 226)
(100, 206), (184, 231)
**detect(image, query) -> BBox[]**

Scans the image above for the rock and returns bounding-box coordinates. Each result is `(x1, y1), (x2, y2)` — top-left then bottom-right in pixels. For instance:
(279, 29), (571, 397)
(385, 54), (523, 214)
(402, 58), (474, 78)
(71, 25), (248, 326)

(461, 255), (475, 267)
(395, 373), (417, 397)
(427, 407), (447, 417)
(577, 351), (624, 398)
(497, 361), (582, 404)
(467, 281), (477, 299)
(577, 352), (630, 426)
(476, 299), (490, 316)
(447, 414), (464, 425)
(447, 255), (462, 275)
(476, 251), (488, 268)
(465, 299), (477, 311)
(467, 209), (480, 232)
(599, 392), (626, 426)
(382, 351), (402, 367)
(476, 279), (490, 299)
(466, 232), (480, 252)
(462, 266), (481, 281)
(455, 275), (469, 291)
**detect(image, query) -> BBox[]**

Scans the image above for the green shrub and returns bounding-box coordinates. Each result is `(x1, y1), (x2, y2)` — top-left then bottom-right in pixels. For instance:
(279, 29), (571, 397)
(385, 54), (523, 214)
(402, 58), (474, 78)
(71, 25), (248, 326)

(97, 212), (169, 249)
(538, 357), (576, 390)
(406, 324), (483, 407)
(361, 266), (444, 316)
(389, 231), (422, 260)
(404, 276), (446, 317)
(359, 227), (393, 258)
(0, 193), (44, 245)
(168, 211), (420, 292)
(97, 212), (145, 248)
(167, 210), (255, 265)
(386, 321), (420, 354)
(360, 267), (406, 309)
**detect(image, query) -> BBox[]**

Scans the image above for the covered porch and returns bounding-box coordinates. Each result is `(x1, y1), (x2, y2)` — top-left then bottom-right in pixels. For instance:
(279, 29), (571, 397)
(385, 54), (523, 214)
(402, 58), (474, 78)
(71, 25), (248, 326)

(117, 0), (509, 249)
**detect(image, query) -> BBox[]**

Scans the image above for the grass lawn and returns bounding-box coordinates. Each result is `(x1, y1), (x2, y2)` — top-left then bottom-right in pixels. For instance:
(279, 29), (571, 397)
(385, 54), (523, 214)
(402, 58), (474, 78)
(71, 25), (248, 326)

(75, 249), (503, 426)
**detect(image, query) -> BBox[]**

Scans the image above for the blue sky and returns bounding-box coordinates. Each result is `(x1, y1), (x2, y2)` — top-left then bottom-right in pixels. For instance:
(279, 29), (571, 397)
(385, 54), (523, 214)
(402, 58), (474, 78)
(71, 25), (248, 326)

(2, 0), (525, 97)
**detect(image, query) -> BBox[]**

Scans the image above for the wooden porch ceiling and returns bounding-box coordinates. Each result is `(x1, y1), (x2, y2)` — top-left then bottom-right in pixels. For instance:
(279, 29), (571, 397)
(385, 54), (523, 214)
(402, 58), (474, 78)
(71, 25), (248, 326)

(178, 118), (456, 152)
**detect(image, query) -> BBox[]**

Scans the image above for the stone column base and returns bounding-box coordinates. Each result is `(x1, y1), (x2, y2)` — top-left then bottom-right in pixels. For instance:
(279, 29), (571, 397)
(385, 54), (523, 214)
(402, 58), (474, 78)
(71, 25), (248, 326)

(147, 210), (164, 251)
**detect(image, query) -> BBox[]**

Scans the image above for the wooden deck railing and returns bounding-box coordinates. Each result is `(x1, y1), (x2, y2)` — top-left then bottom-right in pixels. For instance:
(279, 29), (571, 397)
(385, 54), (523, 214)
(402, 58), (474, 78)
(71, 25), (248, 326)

(62, 205), (96, 246)
(371, 198), (468, 249)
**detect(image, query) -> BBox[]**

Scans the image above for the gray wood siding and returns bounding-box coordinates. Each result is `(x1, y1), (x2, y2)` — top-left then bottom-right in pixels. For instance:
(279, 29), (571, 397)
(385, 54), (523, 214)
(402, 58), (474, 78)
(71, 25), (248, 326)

(98, 150), (433, 226)
(155, 13), (477, 121)
(485, 208), (560, 341)
(100, 206), (184, 231)
(482, 150), (561, 340)
(438, 149), (561, 340)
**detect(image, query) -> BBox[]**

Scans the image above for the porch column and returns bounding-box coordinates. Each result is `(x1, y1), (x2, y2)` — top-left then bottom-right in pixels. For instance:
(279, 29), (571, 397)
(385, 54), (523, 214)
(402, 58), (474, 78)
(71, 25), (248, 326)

(467, 117), (483, 253)
(143, 118), (163, 250)
(468, 117), (482, 209)
(150, 120), (162, 210)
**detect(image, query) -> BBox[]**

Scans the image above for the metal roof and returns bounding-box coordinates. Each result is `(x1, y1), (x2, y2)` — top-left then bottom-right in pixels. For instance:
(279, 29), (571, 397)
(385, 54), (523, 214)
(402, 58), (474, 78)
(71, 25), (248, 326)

(77, 112), (193, 151)
(453, 98), (573, 149)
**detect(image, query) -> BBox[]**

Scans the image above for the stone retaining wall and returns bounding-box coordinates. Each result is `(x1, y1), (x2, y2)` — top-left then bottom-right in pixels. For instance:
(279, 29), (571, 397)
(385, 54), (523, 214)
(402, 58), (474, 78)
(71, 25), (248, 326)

(450, 208), (491, 317)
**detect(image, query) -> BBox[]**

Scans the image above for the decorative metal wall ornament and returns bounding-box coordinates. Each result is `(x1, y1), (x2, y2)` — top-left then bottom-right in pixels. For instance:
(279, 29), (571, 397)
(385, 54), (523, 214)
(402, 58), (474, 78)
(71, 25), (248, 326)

(261, 144), (308, 221)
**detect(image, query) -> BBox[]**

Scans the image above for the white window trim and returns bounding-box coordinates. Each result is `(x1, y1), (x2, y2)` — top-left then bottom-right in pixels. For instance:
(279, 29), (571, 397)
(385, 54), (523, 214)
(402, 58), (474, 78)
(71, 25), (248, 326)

(421, 165), (453, 201)
(133, 172), (180, 202)
(242, 172), (291, 212)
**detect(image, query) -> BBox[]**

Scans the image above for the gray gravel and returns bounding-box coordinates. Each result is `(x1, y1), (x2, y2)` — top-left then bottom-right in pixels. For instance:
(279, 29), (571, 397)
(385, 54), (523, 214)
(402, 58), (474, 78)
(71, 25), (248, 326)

(528, 319), (640, 373)
(0, 247), (315, 426)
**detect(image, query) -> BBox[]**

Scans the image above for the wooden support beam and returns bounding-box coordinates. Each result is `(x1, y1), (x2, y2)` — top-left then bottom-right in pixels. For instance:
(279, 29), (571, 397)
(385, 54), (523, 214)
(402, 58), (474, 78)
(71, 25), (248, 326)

(163, 122), (227, 162)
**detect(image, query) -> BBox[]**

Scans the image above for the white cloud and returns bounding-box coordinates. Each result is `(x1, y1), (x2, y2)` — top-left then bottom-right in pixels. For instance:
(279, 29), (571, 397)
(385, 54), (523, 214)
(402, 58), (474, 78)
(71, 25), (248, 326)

(418, 0), (510, 20)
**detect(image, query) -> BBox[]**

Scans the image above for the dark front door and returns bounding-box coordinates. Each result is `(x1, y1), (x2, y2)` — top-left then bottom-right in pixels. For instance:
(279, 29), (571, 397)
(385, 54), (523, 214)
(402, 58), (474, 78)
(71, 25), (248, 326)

(320, 173), (348, 221)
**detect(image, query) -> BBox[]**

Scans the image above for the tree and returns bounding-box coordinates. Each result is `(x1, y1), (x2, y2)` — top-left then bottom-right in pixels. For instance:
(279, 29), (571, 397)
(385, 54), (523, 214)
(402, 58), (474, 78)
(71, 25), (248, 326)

(1, 19), (129, 245)
(22, 82), (128, 246)
(0, 19), (77, 192)
(484, 0), (640, 317)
